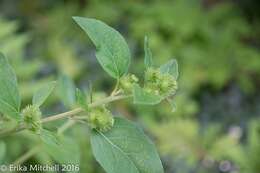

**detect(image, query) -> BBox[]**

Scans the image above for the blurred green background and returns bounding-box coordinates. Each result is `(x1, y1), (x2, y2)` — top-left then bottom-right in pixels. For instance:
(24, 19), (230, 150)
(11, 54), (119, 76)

(0, 0), (260, 172)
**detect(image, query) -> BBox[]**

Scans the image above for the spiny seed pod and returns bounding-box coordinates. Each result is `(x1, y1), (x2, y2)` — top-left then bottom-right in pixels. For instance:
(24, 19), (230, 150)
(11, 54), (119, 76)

(145, 68), (160, 83)
(22, 105), (42, 134)
(120, 74), (139, 92)
(88, 107), (114, 132)
(144, 68), (178, 97)
(159, 74), (178, 96)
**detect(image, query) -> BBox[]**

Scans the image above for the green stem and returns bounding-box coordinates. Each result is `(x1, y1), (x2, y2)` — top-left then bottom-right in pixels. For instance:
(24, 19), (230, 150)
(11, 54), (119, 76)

(57, 120), (76, 135)
(41, 94), (131, 123)
(110, 78), (120, 96)
(0, 94), (132, 138)
(41, 108), (82, 123)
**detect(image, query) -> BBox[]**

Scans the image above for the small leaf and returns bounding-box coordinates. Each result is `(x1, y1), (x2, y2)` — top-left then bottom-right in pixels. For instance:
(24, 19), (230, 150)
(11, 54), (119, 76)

(76, 88), (88, 110)
(91, 117), (164, 173)
(160, 59), (179, 80)
(43, 136), (80, 169)
(73, 17), (131, 78)
(57, 74), (76, 108)
(0, 53), (21, 120)
(40, 129), (60, 147)
(0, 141), (6, 164)
(32, 81), (56, 107)
(144, 36), (153, 68)
(133, 84), (162, 105)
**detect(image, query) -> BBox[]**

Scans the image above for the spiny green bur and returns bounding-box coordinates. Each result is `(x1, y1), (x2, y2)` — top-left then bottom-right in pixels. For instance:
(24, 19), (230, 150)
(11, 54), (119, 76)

(22, 105), (42, 134)
(144, 68), (178, 97)
(120, 74), (139, 93)
(88, 107), (114, 132)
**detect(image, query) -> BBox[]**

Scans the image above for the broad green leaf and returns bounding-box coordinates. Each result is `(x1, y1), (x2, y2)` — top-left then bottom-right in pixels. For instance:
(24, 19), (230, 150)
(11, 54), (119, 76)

(133, 84), (162, 105)
(160, 59), (179, 79)
(0, 53), (21, 120)
(40, 129), (60, 147)
(73, 17), (131, 78)
(32, 81), (56, 107)
(76, 88), (88, 110)
(0, 142), (6, 164)
(144, 36), (153, 68)
(91, 117), (164, 173)
(57, 74), (76, 108)
(43, 135), (80, 168)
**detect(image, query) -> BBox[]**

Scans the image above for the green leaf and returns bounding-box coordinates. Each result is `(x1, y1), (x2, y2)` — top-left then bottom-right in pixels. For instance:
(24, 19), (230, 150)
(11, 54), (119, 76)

(73, 17), (131, 78)
(76, 88), (88, 110)
(0, 141), (6, 164)
(0, 53), (21, 120)
(40, 129), (60, 147)
(144, 36), (153, 68)
(91, 117), (164, 173)
(43, 135), (80, 168)
(32, 81), (56, 107)
(57, 74), (76, 108)
(160, 59), (179, 79)
(133, 84), (162, 105)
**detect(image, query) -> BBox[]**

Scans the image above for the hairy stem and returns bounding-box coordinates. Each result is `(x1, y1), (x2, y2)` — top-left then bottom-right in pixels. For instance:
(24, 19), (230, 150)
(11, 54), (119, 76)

(41, 94), (131, 123)
(9, 94), (131, 165)
(41, 108), (82, 123)
(0, 94), (132, 138)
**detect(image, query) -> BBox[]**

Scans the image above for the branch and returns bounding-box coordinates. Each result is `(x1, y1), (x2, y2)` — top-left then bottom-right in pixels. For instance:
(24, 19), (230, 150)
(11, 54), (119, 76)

(41, 94), (131, 123)
(0, 94), (132, 138)
(9, 94), (132, 165)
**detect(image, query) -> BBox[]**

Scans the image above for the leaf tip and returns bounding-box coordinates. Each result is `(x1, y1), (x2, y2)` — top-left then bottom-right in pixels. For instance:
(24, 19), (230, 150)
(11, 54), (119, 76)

(72, 16), (80, 21)
(72, 16), (88, 26)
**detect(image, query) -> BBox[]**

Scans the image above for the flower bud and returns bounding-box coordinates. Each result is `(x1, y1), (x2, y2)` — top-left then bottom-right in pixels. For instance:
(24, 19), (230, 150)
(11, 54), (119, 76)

(120, 74), (139, 93)
(88, 107), (114, 132)
(22, 105), (42, 134)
